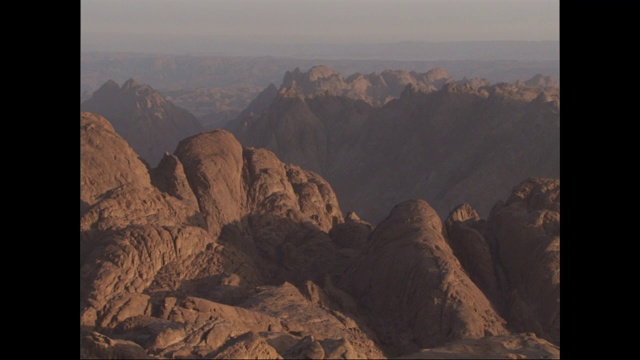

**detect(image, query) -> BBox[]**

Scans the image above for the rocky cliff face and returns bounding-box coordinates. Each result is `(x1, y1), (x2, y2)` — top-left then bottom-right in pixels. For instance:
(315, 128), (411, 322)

(488, 178), (560, 344)
(80, 112), (152, 210)
(227, 67), (559, 222)
(340, 200), (508, 354)
(81, 79), (203, 166)
(444, 178), (560, 345)
(279, 65), (451, 106)
(80, 112), (386, 359)
(81, 111), (559, 358)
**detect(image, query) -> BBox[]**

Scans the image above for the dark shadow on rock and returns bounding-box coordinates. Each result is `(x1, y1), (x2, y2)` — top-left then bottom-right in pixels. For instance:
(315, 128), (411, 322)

(80, 199), (91, 216)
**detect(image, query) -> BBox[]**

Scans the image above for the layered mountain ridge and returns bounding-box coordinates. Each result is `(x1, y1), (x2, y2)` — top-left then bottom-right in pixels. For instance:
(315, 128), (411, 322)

(278, 65), (452, 106)
(227, 65), (559, 221)
(80, 112), (559, 359)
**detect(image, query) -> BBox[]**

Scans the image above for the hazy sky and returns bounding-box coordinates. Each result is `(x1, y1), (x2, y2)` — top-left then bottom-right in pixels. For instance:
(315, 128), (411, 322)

(81, 0), (559, 44)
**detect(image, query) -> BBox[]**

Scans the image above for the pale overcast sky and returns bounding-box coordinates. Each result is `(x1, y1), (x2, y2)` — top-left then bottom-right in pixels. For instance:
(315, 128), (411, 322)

(81, 0), (559, 44)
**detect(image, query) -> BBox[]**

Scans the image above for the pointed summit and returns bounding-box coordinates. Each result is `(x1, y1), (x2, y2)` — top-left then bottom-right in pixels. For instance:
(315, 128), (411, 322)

(91, 79), (121, 99)
(121, 78), (139, 89)
(102, 79), (120, 90)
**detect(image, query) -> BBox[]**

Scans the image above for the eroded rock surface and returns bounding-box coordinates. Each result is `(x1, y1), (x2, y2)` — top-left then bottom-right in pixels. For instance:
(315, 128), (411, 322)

(340, 200), (508, 353)
(80, 112), (559, 358)
(444, 178), (560, 346)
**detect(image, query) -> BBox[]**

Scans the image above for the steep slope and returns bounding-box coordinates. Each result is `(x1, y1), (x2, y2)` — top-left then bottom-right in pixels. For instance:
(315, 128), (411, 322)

(81, 79), (203, 166)
(228, 67), (559, 221)
(488, 178), (560, 344)
(444, 178), (560, 345)
(444, 203), (503, 310)
(339, 200), (508, 354)
(80, 112), (151, 210)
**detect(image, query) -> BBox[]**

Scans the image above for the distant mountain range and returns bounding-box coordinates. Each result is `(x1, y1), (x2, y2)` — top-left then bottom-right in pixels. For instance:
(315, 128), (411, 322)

(81, 51), (559, 95)
(226, 65), (559, 221)
(81, 52), (559, 141)
(80, 65), (558, 222)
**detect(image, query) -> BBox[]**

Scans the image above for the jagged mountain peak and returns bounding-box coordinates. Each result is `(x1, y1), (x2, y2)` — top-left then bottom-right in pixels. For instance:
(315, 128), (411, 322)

(91, 79), (121, 97)
(121, 78), (139, 89)
(273, 66), (453, 106)
(307, 65), (338, 80)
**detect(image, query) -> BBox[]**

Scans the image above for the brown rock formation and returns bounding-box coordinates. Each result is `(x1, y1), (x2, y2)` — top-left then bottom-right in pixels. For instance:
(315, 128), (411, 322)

(172, 130), (342, 238)
(149, 153), (200, 207)
(80, 112), (151, 209)
(329, 212), (373, 250)
(210, 332), (282, 359)
(239, 282), (385, 359)
(444, 178), (560, 346)
(80, 113), (387, 358)
(81, 111), (559, 358)
(444, 203), (502, 308)
(81, 79), (203, 166)
(490, 178), (560, 344)
(81, 331), (150, 359)
(340, 200), (508, 354)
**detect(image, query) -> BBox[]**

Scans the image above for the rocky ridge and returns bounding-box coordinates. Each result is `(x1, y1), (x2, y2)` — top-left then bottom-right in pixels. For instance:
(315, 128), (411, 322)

(279, 65), (451, 106)
(81, 111), (559, 359)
